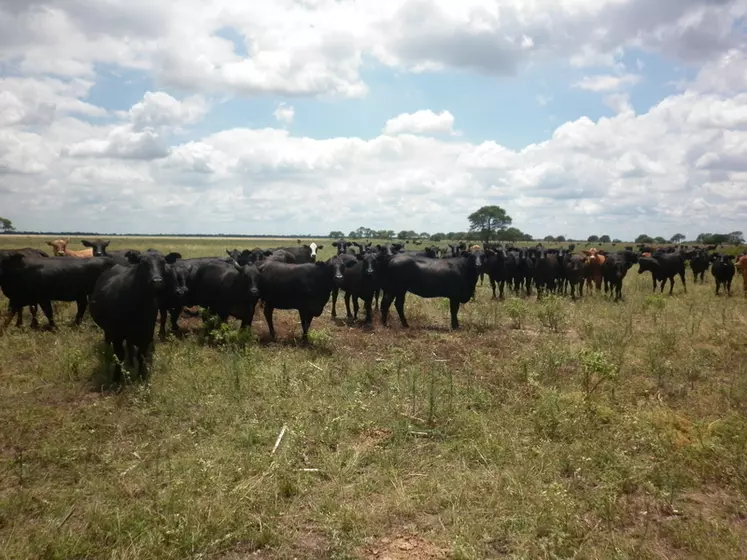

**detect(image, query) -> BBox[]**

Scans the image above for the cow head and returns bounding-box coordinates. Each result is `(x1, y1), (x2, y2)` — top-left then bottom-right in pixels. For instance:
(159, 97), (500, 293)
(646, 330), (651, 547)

(356, 251), (377, 278)
(232, 261), (261, 298)
(46, 239), (68, 256)
(81, 239), (110, 256)
(332, 240), (350, 255)
(637, 256), (658, 274)
(126, 250), (169, 290)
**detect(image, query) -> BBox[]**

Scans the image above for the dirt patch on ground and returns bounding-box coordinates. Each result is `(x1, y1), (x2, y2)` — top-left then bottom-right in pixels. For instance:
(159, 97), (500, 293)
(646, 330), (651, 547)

(358, 533), (448, 560)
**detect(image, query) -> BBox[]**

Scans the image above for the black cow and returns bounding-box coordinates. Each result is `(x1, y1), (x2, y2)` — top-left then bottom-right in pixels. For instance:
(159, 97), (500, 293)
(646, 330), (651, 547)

(89, 250), (179, 382)
(563, 253), (586, 300)
(187, 260), (261, 328)
(533, 249), (561, 299)
(0, 254), (116, 330)
(711, 254), (736, 296)
(0, 248), (48, 327)
(483, 248), (514, 300)
(330, 252), (378, 324)
(688, 250), (711, 283)
(601, 250), (638, 301)
(638, 253), (687, 295)
(378, 251), (482, 329)
(513, 249), (534, 296)
(81, 239), (138, 266)
(257, 258), (350, 340)
(332, 240), (353, 255)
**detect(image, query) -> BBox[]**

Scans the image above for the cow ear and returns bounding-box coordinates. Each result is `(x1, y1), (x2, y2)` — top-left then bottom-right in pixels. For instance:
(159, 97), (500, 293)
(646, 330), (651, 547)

(356, 253), (364, 260)
(125, 250), (142, 264)
(81, 240), (92, 248)
(165, 252), (181, 264)
(46, 241), (54, 246)
(263, 250), (273, 257)
(102, 240), (110, 248)
(317, 245), (324, 250)
(232, 260), (241, 271)
(226, 249), (232, 256)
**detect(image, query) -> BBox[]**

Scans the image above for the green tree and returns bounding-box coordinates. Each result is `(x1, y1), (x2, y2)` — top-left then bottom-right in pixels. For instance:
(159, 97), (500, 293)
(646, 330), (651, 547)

(612, 238), (622, 243)
(654, 236), (667, 244)
(419, 232), (430, 239)
(431, 232), (446, 242)
(587, 235), (599, 243)
(397, 230), (409, 240)
(348, 230), (359, 239)
(635, 234), (654, 244)
(728, 231), (744, 244)
(543, 235), (555, 242)
(0, 217), (14, 233)
(467, 205), (512, 242)
(555, 235), (566, 242)
(497, 227), (531, 242)
(329, 230), (344, 239)
(670, 233), (686, 244)
(599, 234), (611, 243)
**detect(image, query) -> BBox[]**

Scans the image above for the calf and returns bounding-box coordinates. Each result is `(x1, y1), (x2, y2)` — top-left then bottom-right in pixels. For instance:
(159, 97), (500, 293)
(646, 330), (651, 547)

(258, 258), (350, 340)
(330, 252), (378, 324)
(378, 251), (482, 329)
(47, 238), (93, 258)
(637, 253), (687, 295)
(89, 250), (178, 382)
(0, 254), (116, 330)
(711, 254), (736, 296)
(513, 249), (534, 296)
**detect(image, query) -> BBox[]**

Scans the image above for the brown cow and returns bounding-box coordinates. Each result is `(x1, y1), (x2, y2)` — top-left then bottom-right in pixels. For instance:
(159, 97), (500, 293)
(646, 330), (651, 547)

(583, 248), (606, 291)
(737, 254), (747, 296)
(47, 238), (93, 258)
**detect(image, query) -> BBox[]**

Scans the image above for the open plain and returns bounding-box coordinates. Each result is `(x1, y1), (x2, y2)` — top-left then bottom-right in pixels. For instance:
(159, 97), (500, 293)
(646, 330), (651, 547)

(2, 236), (747, 559)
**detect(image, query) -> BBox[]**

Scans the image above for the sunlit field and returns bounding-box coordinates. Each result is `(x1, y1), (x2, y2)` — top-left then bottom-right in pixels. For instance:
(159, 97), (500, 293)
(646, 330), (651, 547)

(2, 236), (747, 559)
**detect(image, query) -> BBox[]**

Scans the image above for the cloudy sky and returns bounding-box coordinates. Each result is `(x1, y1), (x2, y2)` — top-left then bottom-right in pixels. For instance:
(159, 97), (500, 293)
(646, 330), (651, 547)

(1, 0), (746, 239)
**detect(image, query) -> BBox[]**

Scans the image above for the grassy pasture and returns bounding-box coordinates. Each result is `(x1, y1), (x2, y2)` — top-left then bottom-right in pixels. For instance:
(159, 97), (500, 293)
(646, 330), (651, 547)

(2, 236), (747, 559)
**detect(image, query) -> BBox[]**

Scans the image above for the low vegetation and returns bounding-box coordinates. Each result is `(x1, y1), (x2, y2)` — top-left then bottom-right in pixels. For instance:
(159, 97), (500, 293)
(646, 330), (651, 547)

(2, 236), (747, 559)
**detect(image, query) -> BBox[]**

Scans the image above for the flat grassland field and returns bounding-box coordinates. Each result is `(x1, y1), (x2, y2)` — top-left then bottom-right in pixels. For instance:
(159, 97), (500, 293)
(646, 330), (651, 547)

(2, 236), (747, 560)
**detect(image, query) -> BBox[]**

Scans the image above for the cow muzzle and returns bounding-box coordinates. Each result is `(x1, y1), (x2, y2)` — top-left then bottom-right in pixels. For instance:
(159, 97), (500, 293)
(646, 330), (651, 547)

(250, 288), (260, 297)
(151, 276), (164, 287)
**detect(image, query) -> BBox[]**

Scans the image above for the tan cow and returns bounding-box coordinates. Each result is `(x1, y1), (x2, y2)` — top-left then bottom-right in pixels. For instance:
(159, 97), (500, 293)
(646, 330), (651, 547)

(737, 254), (747, 296)
(47, 238), (93, 258)
(583, 247), (606, 292)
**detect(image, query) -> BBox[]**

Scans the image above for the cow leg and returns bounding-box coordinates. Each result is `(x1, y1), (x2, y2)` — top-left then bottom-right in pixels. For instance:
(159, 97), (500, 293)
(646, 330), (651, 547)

(479, 271), (484, 286)
(570, 282), (576, 301)
(170, 306), (182, 333)
(73, 297), (88, 325)
(3, 303), (19, 331)
(490, 277), (497, 299)
(363, 297), (373, 325)
(449, 299), (460, 329)
(344, 292), (353, 319)
(716, 281), (721, 296)
(668, 277), (675, 295)
(39, 300), (56, 329)
(158, 307), (168, 340)
(263, 304), (276, 339)
(350, 294), (360, 320)
(728, 279), (733, 296)
(330, 287), (339, 318)
(28, 304), (39, 329)
(393, 293), (408, 328)
(380, 292), (394, 326)
(112, 339), (126, 384)
(499, 280), (505, 300)
(240, 300), (258, 330)
(14, 306), (22, 328)
(680, 272), (687, 294)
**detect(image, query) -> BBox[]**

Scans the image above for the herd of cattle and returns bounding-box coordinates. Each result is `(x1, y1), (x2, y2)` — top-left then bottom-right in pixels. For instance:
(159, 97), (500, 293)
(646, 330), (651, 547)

(1, 237), (746, 383)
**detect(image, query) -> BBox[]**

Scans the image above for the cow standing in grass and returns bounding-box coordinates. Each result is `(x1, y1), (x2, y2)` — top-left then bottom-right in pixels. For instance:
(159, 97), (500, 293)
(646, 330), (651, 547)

(89, 250), (180, 383)
(378, 250), (482, 330)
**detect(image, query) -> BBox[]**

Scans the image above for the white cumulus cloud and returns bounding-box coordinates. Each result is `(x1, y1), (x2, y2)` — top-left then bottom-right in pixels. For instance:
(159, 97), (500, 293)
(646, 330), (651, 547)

(383, 110), (456, 136)
(574, 73), (642, 92)
(273, 103), (294, 126)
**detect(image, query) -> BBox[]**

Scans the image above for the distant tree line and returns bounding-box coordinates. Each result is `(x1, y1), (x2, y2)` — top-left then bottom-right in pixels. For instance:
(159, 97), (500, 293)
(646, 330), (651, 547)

(2, 212), (744, 246)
